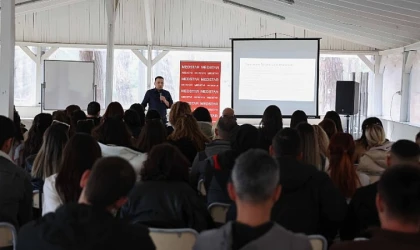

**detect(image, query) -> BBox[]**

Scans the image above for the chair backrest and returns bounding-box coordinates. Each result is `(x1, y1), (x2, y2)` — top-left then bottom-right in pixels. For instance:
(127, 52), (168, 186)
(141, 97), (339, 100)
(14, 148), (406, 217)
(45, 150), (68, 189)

(197, 179), (206, 196)
(309, 235), (327, 250)
(208, 202), (231, 225)
(33, 190), (43, 209)
(0, 222), (17, 250)
(149, 228), (198, 250)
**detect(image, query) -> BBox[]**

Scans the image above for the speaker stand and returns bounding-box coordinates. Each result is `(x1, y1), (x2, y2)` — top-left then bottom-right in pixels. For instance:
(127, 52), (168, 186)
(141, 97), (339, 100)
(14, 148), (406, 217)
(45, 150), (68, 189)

(345, 115), (351, 133)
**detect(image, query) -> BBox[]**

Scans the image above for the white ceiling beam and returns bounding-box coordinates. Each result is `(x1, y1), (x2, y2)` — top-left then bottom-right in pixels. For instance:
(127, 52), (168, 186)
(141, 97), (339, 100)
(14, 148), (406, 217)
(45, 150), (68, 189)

(357, 55), (374, 72)
(143, 0), (153, 45)
(131, 50), (148, 66)
(41, 47), (58, 60)
(152, 50), (169, 66)
(19, 46), (37, 62)
(404, 51), (417, 74)
(379, 47), (405, 56)
(13, 0), (88, 16)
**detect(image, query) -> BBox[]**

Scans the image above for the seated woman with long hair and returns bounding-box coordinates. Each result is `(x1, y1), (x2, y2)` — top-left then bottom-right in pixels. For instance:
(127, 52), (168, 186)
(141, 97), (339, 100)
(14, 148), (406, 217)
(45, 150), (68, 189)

(324, 111), (344, 133)
(296, 123), (321, 170)
(258, 105), (283, 151)
(120, 143), (213, 232)
(168, 102), (210, 164)
(313, 125), (330, 171)
(30, 124), (69, 191)
(137, 119), (167, 153)
(42, 134), (101, 215)
(358, 124), (393, 183)
(354, 117), (384, 163)
(328, 133), (369, 200)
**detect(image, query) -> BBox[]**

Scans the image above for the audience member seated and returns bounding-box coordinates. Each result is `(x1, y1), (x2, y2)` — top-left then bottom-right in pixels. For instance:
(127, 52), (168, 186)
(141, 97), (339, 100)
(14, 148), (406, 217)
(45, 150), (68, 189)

(313, 125), (329, 170)
(168, 103), (210, 163)
(76, 119), (95, 134)
(86, 101), (101, 126)
(324, 111), (344, 133)
(228, 128), (347, 243)
(190, 115), (238, 188)
(21, 113), (53, 168)
(354, 117), (384, 163)
(17, 157), (156, 250)
(193, 107), (214, 139)
(43, 134), (102, 215)
(296, 123), (321, 170)
(328, 133), (369, 200)
(30, 124), (69, 191)
(358, 124), (393, 183)
(65, 104), (81, 117)
(332, 165), (420, 250)
(52, 110), (70, 125)
(137, 119), (167, 153)
(124, 109), (142, 139)
(11, 110), (24, 164)
(0, 116), (32, 230)
(193, 149), (311, 250)
(222, 108), (235, 117)
(416, 132), (420, 146)
(103, 101), (125, 120)
(205, 124), (259, 205)
(258, 105), (283, 152)
(70, 109), (87, 136)
(146, 109), (174, 136)
(120, 144), (213, 232)
(130, 103), (146, 128)
(340, 140), (420, 240)
(93, 117), (146, 175)
(290, 110), (307, 129)
(319, 118), (338, 139)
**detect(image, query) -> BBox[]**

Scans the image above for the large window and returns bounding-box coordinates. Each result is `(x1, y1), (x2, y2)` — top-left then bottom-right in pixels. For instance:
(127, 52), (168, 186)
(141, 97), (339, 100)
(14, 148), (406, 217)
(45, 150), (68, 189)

(14, 47), (37, 106)
(410, 52), (420, 125)
(382, 54), (403, 120)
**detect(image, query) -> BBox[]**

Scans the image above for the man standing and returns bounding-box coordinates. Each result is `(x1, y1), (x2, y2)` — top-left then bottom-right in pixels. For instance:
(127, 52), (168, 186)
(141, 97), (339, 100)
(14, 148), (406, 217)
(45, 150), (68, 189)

(141, 76), (173, 124)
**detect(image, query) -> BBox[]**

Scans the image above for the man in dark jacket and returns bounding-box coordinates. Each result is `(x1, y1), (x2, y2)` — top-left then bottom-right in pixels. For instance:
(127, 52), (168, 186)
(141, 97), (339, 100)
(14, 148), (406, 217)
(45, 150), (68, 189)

(340, 140), (420, 240)
(17, 157), (155, 250)
(190, 115), (238, 188)
(227, 128), (347, 243)
(0, 115), (32, 230)
(331, 165), (420, 250)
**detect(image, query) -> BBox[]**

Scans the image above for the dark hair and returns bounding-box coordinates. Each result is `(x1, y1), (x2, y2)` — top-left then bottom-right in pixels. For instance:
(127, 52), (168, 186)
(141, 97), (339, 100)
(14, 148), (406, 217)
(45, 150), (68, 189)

(103, 102), (124, 120)
(23, 113), (53, 160)
(155, 76), (164, 81)
(76, 120), (95, 134)
(137, 119), (167, 153)
(52, 111), (70, 125)
(141, 143), (190, 182)
(357, 117), (383, 149)
(272, 128), (301, 157)
(290, 110), (307, 129)
(328, 133), (360, 198)
(65, 105), (81, 117)
(55, 134), (102, 203)
(217, 116), (238, 140)
(0, 116), (15, 148)
(84, 157), (136, 208)
(319, 118), (338, 139)
(124, 109), (142, 138)
(260, 105), (283, 142)
(378, 165), (420, 223)
(231, 124), (259, 153)
(193, 107), (212, 123)
(391, 140), (420, 163)
(146, 110), (161, 120)
(87, 102), (101, 116)
(417, 132), (420, 141)
(129, 104), (145, 127)
(71, 110), (87, 128)
(325, 111), (343, 133)
(13, 111), (24, 142)
(92, 117), (133, 148)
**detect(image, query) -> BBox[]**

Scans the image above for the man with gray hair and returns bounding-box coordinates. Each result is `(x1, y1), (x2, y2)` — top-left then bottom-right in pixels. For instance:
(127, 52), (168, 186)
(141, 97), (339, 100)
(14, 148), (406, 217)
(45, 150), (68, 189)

(193, 149), (311, 250)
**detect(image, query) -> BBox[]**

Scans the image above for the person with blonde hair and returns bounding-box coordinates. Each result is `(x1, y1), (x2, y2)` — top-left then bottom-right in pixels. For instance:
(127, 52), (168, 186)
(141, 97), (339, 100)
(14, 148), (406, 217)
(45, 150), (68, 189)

(358, 124), (393, 183)
(313, 125), (329, 171)
(296, 123), (321, 170)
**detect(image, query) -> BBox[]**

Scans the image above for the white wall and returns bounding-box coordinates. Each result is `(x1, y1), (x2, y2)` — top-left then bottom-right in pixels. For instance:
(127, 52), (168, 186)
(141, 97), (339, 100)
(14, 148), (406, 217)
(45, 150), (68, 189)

(381, 119), (420, 142)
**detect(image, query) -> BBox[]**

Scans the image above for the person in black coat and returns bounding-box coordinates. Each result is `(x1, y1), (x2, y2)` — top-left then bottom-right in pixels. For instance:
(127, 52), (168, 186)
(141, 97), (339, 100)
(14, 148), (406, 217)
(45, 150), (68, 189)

(120, 143), (214, 232)
(17, 157), (155, 250)
(227, 128), (347, 244)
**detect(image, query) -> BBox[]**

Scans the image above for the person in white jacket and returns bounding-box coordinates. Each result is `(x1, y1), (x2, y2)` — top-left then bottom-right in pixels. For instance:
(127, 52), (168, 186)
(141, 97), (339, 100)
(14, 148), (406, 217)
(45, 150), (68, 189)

(358, 124), (393, 183)
(43, 134), (102, 215)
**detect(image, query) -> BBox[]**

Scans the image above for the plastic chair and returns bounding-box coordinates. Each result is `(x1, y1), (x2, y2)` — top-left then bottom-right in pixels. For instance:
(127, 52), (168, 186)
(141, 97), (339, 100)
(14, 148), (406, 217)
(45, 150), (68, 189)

(208, 202), (231, 225)
(309, 235), (327, 250)
(197, 179), (206, 196)
(0, 222), (17, 250)
(149, 228), (198, 250)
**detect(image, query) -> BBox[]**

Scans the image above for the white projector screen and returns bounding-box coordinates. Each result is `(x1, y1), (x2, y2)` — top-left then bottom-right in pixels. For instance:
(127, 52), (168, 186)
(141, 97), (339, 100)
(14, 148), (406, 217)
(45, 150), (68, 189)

(232, 39), (320, 117)
(44, 60), (95, 110)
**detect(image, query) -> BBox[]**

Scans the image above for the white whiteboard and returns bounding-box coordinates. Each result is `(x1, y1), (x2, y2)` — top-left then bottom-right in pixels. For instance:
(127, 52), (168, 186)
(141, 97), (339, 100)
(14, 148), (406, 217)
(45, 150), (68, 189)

(44, 60), (95, 110)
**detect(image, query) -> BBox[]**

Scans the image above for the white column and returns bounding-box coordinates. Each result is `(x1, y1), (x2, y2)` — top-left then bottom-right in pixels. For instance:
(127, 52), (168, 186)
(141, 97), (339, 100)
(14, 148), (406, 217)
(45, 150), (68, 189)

(36, 46), (44, 107)
(0, 0), (16, 118)
(105, 0), (117, 107)
(400, 51), (416, 122)
(373, 55), (384, 117)
(147, 46), (153, 89)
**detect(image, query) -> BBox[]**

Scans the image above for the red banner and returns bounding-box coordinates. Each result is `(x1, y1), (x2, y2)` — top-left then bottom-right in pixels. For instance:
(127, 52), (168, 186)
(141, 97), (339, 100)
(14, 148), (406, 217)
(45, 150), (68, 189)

(179, 61), (221, 121)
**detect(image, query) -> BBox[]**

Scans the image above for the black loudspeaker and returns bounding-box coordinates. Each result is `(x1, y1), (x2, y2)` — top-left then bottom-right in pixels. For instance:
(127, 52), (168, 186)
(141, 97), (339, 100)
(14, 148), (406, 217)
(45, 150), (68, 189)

(335, 81), (360, 115)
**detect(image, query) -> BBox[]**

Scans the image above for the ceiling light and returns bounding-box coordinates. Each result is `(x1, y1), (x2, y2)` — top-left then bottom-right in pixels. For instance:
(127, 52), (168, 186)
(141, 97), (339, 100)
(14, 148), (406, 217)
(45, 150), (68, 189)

(223, 0), (286, 20)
